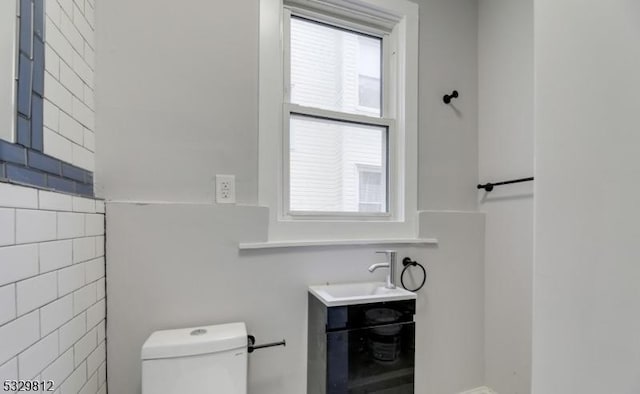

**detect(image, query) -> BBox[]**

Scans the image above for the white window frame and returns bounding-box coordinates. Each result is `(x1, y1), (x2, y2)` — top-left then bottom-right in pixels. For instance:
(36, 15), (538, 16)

(259, 0), (419, 242)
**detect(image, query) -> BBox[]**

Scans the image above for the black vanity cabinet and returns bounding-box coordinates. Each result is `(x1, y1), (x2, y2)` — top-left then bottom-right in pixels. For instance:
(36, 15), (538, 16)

(308, 294), (416, 394)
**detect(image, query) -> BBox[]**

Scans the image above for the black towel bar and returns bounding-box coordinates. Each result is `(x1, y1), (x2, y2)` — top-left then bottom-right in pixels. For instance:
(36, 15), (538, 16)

(477, 177), (534, 192)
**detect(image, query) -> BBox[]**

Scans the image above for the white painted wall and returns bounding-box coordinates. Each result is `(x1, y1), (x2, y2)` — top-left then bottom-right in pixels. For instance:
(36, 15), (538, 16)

(95, 0), (479, 210)
(94, 0), (259, 204)
(95, 0), (483, 393)
(478, 0), (533, 393)
(106, 206), (485, 394)
(533, 1), (640, 393)
(418, 0), (479, 211)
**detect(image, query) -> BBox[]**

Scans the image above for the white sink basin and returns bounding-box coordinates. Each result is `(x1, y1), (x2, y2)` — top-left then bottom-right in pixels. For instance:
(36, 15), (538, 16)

(309, 282), (417, 307)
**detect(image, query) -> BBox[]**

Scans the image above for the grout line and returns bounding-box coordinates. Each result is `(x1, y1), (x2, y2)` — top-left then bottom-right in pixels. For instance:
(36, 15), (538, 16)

(14, 283), (18, 328)
(3, 205), (105, 214)
(13, 207), (17, 251)
(36, 305), (41, 340)
(50, 348), (76, 392)
(1, 205), (100, 214)
(41, 215), (48, 273)
(16, 330), (59, 380)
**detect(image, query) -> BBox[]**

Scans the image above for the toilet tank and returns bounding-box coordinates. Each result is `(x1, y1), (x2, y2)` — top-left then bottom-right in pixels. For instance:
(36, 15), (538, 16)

(141, 322), (248, 394)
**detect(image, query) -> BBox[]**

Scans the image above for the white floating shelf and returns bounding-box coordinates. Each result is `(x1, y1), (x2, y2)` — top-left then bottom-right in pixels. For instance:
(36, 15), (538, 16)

(238, 238), (438, 250)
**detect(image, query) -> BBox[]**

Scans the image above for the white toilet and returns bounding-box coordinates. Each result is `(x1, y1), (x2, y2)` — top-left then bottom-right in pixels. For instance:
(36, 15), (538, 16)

(141, 322), (248, 394)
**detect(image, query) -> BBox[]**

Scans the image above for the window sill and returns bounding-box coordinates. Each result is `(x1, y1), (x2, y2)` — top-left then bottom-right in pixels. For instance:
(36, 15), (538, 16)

(238, 238), (437, 250)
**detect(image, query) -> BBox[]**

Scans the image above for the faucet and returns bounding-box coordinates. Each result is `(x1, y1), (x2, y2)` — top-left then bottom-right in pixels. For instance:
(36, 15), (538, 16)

(369, 250), (397, 289)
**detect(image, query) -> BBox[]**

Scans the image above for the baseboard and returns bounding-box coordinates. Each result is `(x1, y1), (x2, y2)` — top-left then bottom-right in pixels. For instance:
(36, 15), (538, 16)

(459, 387), (497, 394)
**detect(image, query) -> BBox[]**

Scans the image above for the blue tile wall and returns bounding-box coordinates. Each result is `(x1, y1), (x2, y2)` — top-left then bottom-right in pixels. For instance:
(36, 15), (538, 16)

(33, 0), (44, 39)
(0, 140), (27, 165)
(32, 38), (44, 96)
(17, 54), (33, 117)
(30, 95), (43, 150)
(0, 0), (94, 197)
(75, 183), (93, 196)
(19, 0), (33, 58)
(28, 151), (61, 174)
(46, 175), (77, 194)
(6, 164), (47, 187)
(16, 116), (31, 147)
(61, 163), (86, 182)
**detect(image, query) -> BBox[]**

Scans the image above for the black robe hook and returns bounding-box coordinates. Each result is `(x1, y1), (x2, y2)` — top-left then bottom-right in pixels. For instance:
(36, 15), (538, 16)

(443, 90), (459, 104)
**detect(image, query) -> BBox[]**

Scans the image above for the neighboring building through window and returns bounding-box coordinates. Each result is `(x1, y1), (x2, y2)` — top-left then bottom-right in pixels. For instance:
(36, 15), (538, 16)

(287, 14), (389, 214)
(358, 75), (381, 110)
(358, 166), (384, 212)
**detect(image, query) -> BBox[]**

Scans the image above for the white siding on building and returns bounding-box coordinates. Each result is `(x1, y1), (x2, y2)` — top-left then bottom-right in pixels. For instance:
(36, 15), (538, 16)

(288, 16), (385, 213)
(290, 116), (385, 212)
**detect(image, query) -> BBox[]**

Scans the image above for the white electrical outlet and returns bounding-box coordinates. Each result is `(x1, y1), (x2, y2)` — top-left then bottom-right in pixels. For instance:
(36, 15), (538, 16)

(215, 175), (236, 204)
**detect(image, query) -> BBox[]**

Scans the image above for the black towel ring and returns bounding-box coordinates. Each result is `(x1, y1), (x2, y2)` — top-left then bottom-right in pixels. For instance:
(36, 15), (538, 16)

(400, 257), (427, 292)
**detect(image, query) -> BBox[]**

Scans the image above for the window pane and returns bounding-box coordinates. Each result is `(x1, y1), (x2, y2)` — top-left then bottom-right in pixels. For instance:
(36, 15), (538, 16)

(290, 16), (382, 117)
(289, 115), (387, 213)
(359, 169), (384, 213)
(358, 75), (381, 109)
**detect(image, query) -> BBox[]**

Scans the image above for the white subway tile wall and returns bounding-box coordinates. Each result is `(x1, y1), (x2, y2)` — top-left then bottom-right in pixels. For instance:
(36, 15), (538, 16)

(0, 284), (17, 325)
(39, 191), (74, 212)
(0, 183), (105, 394)
(43, 0), (95, 171)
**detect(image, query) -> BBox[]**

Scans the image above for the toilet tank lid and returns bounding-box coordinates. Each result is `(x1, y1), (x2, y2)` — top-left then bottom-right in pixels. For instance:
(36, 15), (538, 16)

(141, 322), (247, 360)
